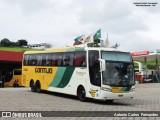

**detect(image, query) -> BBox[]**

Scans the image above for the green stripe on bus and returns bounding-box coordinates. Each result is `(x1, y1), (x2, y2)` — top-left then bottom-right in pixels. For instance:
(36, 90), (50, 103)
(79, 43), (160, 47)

(56, 67), (75, 88)
(50, 67), (66, 87)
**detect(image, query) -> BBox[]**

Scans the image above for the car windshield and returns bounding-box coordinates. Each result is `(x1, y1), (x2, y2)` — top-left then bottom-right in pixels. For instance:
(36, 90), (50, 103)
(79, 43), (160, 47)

(102, 51), (135, 86)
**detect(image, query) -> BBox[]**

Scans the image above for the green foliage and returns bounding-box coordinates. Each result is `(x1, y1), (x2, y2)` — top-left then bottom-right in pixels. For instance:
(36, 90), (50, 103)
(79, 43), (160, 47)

(147, 64), (156, 69)
(17, 39), (28, 46)
(0, 38), (12, 47)
(0, 38), (28, 47)
(134, 60), (158, 69)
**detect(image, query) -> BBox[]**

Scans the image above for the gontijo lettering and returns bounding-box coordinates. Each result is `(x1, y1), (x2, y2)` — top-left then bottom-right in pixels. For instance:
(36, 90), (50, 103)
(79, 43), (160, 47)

(35, 68), (52, 74)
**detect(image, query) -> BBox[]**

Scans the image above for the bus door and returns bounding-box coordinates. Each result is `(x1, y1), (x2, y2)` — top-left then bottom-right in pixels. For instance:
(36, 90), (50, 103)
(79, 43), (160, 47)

(88, 51), (101, 98)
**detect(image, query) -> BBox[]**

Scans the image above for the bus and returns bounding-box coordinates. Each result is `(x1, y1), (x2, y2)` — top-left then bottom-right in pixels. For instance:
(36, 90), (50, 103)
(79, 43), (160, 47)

(22, 46), (135, 102)
(4, 69), (22, 87)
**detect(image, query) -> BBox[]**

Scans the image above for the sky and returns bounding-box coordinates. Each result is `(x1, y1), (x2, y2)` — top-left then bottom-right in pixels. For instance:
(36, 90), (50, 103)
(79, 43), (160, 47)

(0, 0), (160, 52)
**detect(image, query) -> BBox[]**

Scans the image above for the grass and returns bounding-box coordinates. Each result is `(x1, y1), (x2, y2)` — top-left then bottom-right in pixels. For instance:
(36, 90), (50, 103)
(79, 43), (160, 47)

(0, 47), (43, 52)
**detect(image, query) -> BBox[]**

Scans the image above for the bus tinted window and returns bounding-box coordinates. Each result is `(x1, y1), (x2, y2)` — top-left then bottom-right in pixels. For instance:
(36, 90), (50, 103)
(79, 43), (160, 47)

(37, 54), (43, 66)
(57, 53), (63, 66)
(63, 52), (74, 66)
(51, 54), (59, 66)
(28, 55), (37, 66)
(42, 54), (46, 65)
(51, 53), (63, 66)
(47, 54), (52, 66)
(74, 52), (86, 67)
(24, 52), (86, 67)
(24, 55), (29, 65)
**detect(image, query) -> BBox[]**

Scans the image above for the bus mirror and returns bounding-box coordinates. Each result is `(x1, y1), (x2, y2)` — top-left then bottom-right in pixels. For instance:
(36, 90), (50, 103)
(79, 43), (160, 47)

(98, 59), (106, 72)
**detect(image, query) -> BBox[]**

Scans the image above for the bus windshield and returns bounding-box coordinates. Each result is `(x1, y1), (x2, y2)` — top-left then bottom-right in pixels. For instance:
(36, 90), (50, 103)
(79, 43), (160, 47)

(101, 51), (135, 86)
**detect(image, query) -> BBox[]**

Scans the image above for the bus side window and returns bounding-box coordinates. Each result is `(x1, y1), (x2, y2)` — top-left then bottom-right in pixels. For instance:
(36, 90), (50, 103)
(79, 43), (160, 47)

(28, 55), (37, 66)
(74, 52), (86, 67)
(42, 54), (47, 66)
(37, 54), (43, 66)
(63, 55), (70, 66)
(46, 54), (52, 66)
(58, 53), (63, 66)
(29, 55), (34, 65)
(28, 55), (32, 65)
(51, 54), (58, 66)
(63, 53), (74, 66)
(32, 55), (37, 65)
(24, 55), (29, 66)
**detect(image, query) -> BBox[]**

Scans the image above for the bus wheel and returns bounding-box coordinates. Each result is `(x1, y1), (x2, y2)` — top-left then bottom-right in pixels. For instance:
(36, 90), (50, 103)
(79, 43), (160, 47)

(35, 81), (41, 93)
(30, 81), (35, 92)
(77, 86), (86, 102)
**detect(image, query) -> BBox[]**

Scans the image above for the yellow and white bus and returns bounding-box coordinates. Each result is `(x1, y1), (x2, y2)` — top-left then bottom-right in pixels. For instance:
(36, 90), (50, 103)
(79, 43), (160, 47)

(4, 69), (22, 87)
(22, 46), (135, 102)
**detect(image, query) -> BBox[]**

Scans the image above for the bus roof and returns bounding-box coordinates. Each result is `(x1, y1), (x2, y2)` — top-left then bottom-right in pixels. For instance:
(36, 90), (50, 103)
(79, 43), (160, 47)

(24, 46), (124, 54)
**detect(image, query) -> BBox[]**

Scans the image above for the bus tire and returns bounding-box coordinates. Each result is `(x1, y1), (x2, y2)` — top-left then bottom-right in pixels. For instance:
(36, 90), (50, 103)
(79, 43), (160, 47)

(35, 81), (41, 93)
(77, 86), (86, 102)
(30, 80), (35, 92)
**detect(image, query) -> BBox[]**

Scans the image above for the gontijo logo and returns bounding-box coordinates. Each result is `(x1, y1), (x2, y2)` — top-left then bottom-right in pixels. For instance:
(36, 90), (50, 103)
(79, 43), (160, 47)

(35, 68), (52, 74)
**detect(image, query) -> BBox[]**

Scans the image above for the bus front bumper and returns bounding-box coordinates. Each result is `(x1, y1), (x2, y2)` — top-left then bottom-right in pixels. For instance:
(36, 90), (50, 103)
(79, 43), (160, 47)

(99, 91), (135, 100)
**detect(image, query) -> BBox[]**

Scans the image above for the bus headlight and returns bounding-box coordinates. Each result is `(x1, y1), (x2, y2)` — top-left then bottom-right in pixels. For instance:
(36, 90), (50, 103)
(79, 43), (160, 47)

(101, 87), (112, 92)
(130, 88), (135, 92)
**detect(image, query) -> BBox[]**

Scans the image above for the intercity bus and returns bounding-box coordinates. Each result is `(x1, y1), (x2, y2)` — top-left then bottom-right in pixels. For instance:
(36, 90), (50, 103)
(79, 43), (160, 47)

(4, 69), (22, 87)
(22, 46), (135, 102)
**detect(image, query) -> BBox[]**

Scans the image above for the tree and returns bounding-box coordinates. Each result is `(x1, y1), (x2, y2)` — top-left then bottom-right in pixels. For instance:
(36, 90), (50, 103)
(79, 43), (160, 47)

(17, 39), (28, 47)
(0, 38), (12, 47)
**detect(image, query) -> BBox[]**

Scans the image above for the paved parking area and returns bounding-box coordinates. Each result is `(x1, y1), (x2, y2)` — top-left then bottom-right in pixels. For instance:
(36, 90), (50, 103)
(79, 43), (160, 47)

(0, 83), (160, 120)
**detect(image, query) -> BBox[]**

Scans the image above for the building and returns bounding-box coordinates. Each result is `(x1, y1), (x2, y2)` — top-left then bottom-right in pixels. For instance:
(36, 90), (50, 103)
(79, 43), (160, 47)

(25, 43), (51, 49)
